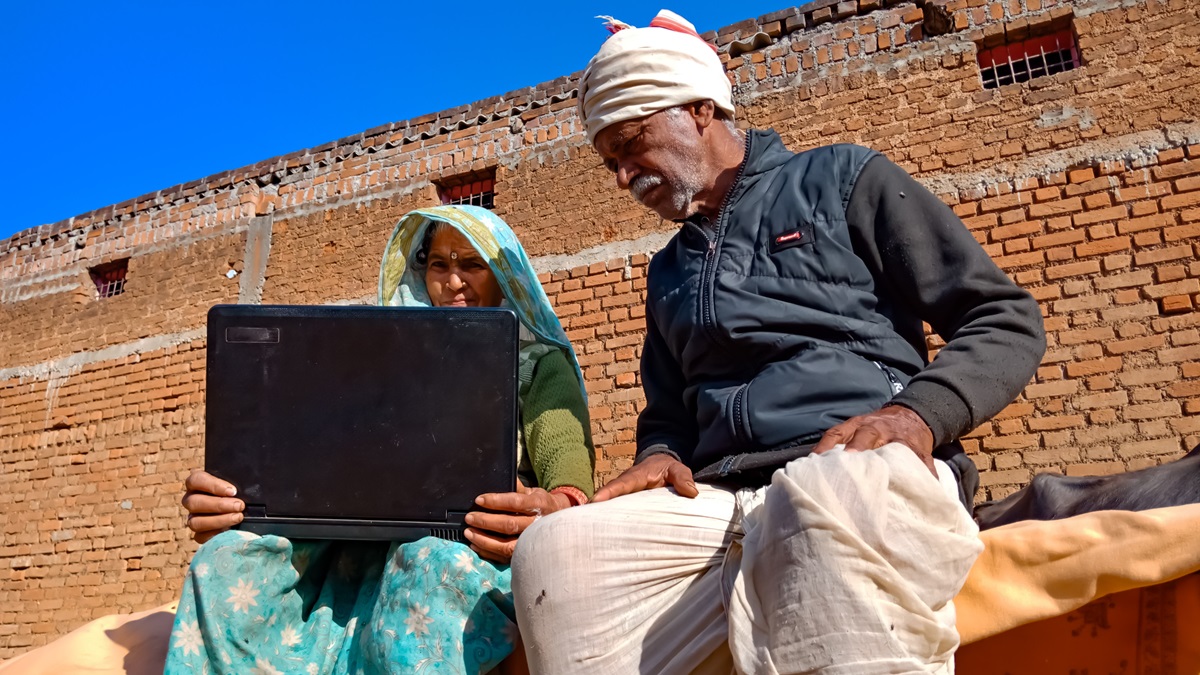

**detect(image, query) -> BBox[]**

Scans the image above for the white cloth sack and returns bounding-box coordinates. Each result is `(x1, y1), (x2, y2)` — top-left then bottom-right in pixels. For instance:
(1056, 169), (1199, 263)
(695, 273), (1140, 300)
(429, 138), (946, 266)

(512, 444), (982, 674)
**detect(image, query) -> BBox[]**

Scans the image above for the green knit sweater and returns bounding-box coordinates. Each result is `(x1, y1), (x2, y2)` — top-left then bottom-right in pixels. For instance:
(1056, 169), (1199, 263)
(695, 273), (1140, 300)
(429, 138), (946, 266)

(518, 348), (596, 499)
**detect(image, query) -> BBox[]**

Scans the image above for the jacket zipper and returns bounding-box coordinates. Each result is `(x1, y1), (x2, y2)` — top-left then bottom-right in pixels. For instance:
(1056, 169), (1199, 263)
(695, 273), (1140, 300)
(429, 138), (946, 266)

(699, 132), (752, 348)
(731, 383), (750, 446)
(875, 361), (905, 396)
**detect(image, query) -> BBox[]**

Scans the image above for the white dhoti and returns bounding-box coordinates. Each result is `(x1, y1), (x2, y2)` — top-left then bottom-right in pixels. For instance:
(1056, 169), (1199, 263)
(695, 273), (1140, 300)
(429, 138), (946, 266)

(511, 444), (982, 674)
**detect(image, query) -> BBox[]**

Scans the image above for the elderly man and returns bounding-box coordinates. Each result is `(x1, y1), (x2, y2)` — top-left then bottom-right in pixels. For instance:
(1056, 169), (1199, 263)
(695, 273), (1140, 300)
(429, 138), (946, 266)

(511, 10), (1045, 674)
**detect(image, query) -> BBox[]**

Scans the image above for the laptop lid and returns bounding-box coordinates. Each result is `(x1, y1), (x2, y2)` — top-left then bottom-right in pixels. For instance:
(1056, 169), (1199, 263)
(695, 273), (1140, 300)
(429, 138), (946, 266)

(204, 304), (518, 540)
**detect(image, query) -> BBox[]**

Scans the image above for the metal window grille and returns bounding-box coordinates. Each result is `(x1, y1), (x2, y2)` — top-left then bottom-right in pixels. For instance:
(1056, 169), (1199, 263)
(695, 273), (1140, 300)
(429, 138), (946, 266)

(978, 27), (1079, 90)
(89, 259), (128, 299)
(439, 176), (495, 209)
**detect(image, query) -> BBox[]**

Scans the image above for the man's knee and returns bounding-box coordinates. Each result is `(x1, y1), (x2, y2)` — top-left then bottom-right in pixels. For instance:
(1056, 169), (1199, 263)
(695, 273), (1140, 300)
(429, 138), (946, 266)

(513, 506), (588, 575)
(511, 505), (600, 612)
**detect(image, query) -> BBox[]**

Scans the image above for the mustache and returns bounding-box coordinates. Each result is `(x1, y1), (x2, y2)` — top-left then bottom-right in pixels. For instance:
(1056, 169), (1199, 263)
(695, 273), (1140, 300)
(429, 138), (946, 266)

(630, 174), (664, 203)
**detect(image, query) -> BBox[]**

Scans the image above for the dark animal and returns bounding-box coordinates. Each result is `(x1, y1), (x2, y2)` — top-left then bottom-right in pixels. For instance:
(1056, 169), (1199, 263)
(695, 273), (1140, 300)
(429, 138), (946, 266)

(974, 442), (1200, 530)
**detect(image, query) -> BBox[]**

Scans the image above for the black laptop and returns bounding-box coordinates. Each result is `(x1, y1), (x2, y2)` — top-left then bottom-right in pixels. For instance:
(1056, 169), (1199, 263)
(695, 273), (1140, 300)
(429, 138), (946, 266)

(204, 304), (518, 541)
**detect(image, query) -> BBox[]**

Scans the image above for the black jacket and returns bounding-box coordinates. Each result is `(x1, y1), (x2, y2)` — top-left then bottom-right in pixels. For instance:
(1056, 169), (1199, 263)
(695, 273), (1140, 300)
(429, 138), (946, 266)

(637, 130), (1045, 481)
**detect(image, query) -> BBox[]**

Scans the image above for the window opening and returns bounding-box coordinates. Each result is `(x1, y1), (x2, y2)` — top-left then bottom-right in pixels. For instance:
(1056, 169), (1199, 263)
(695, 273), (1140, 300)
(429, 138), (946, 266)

(979, 26), (1079, 89)
(437, 169), (496, 210)
(89, 259), (128, 299)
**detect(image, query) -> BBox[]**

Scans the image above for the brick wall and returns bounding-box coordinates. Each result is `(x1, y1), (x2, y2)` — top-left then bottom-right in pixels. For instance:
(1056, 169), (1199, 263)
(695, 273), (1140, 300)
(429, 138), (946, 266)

(2, 0), (1198, 657)
(941, 149), (1200, 494)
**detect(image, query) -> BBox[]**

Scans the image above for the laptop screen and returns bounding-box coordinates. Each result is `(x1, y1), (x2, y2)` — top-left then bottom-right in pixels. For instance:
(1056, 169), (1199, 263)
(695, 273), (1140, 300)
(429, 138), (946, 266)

(205, 305), (518, 525)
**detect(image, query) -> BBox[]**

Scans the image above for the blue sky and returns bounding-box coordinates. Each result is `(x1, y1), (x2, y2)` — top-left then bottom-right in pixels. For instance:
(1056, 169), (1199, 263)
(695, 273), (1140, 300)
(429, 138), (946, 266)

(1, 1), (789, 240)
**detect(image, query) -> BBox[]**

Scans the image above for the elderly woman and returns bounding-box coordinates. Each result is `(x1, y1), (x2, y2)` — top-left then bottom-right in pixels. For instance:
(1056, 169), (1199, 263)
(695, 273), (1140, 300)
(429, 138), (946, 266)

(166, 205), (593, 675)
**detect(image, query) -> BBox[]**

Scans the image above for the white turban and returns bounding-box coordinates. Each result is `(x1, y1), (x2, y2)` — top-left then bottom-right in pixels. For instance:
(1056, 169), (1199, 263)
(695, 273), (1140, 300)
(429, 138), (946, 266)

(578, 10), (735, 145)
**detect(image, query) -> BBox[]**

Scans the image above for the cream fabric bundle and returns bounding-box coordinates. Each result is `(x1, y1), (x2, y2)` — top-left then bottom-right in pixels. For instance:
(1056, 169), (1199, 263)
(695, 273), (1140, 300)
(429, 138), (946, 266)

(728, 445), (981, 674)
(579, 10), (735, 144)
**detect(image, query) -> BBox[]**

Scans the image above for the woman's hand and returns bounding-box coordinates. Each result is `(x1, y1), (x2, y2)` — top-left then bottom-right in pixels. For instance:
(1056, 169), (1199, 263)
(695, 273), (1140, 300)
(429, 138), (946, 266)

(181, 470), (245, 544)
(463, 483), (571, 564)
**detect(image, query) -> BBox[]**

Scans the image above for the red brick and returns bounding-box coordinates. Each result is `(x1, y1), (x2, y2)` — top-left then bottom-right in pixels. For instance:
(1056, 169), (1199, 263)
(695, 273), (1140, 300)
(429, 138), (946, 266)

(1065, 462), (1126, 477)
(1031, 230), (1086, 249)
(1134, 231), (1164, 246)
(1074, 236), (1131, 257)
(1068, 167), (1096, 184)
(1177, 175), (1200, 193)
(1164, 223), (1200, 242)
(1124, 401), (1183, 420)
(1033, 186), (1062, 202)
(979, 468), (1032, 486)
(995, 251), (1045, 269)
(979, 192), (1028, 212)
(1153, 161), (1200, 181)
(557, 288), (594, 303)
(1065, 357), (1123, 378)
(1071, 205), (1128, 226)
(1119, 367), (1179, 386)
(1145, 279), (1200, 299)
(1172, 416), (1200, 434)
(584, 271), (624, 287)
(1058, 326), (1115, 345)
(1045, 260), (1101, 280)
(1074, 391), (1130, 409)
(1029, 198), (1083, 218)
(1167, 380), (1200, 398)
(1052, 294), (1110, 313)
(1162, 191), (1200, 210)
(1095, 270), (1153, 290)
(1025, 414), (1083, 433)
(1131, 201), (1160, 217)
(1162, 295), (1195, 314)
(991, 221), (1042, 240)
(1134, 245), (1193, 266)
(1025, 380), (1079, 398)
(1117, 213), (1175, 234)
(1106, 335), (1167, 355)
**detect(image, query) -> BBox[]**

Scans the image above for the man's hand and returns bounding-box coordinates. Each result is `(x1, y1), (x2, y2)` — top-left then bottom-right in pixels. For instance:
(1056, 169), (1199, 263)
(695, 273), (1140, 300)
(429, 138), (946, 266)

(592, 453), (699, 503)
(813, 405), (936, 474)
(465, 483), (571, 564)
(181, 470), (245, 544)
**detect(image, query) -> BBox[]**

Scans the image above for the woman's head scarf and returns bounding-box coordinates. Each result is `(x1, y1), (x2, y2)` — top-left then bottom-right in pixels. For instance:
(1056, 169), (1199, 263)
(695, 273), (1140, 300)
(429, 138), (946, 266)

(378, 204), (585, 395)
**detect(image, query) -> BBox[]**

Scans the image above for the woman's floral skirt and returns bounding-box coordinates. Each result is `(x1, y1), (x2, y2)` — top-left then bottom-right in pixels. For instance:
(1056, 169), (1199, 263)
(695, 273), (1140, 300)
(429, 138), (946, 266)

(163, 531), (515, 675)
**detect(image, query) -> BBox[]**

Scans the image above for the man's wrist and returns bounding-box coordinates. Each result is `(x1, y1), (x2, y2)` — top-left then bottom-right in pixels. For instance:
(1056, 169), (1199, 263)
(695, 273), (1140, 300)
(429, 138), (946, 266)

(881, 401), (936, 450)
(889, 381), (970, 448)
(635, 444), (681, 465)
(883, 400), (927, 424)
(883, 400), (914, 412)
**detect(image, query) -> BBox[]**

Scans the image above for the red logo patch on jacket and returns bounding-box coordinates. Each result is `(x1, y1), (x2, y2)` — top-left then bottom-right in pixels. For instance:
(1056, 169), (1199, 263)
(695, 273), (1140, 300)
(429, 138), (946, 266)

(769, 224), (813, 254)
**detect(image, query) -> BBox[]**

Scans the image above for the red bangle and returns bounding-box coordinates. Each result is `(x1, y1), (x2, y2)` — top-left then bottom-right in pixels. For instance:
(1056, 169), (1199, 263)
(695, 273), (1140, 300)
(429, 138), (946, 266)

(550, 486), (589, 507)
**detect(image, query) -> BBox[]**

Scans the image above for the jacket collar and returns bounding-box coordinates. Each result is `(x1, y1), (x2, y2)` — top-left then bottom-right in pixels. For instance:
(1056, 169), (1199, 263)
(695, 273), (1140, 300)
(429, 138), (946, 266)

(742, 128), (794, 177)
(677, 128), (793, 227)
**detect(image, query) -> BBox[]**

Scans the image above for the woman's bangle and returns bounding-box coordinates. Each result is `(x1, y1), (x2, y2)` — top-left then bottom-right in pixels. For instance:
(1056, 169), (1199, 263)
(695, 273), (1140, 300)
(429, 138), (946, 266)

(549, 486), (588, 507)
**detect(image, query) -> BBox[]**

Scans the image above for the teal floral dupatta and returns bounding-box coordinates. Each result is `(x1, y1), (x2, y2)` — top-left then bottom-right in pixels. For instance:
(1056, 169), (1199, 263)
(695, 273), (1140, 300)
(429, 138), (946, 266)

(378, 204), (585, 397)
